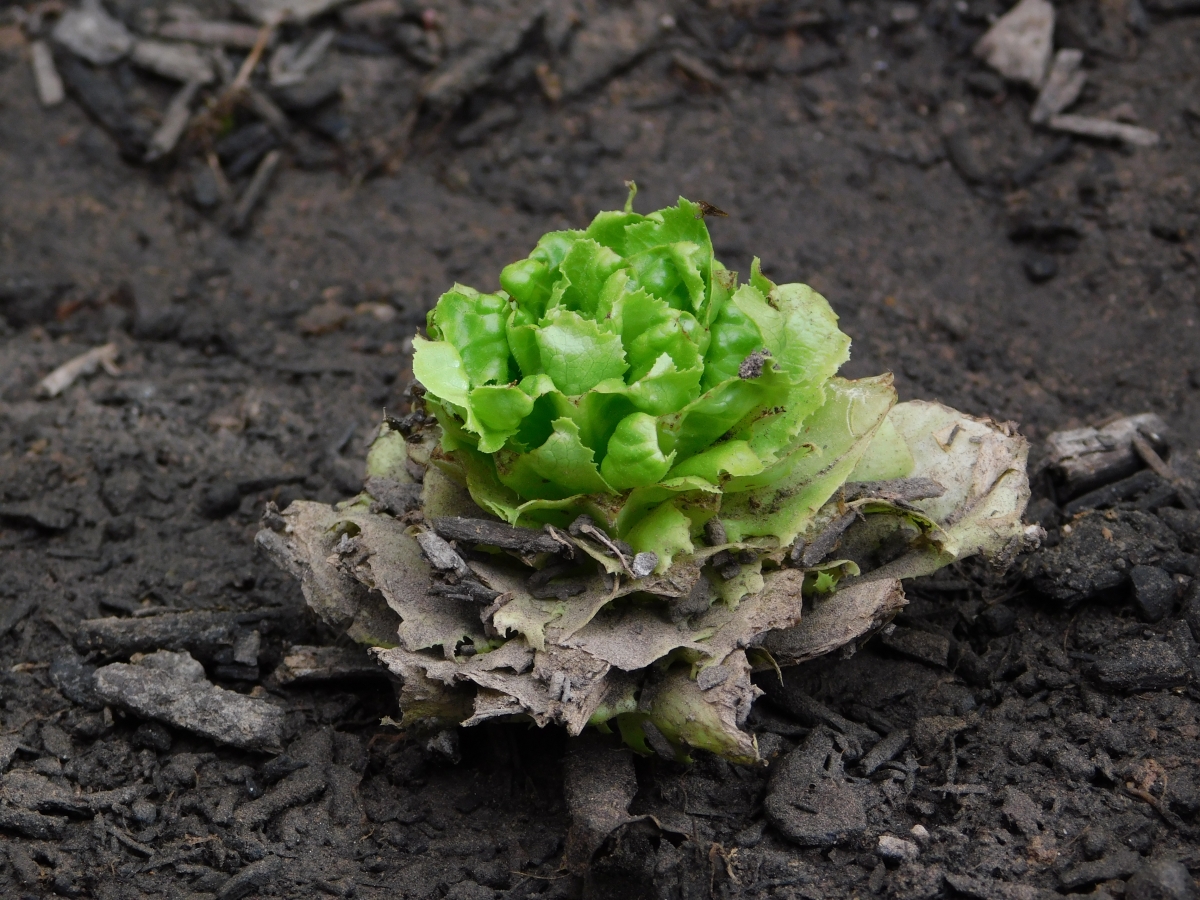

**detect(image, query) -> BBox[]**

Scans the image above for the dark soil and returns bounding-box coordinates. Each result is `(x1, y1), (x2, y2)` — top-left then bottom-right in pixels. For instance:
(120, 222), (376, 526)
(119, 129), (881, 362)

(2, 0), (1200, 898)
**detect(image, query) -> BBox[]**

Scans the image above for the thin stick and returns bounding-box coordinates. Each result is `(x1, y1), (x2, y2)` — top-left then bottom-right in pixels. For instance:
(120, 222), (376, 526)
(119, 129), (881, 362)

(1132, 432), (1198, 510)
(231, 23), (275, 94)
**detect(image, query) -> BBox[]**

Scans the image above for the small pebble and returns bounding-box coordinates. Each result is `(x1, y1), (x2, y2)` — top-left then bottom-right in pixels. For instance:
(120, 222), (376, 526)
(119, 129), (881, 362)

(877, 834), (919, 862)
(1024, 253), (1058, 283)
(131, 799), (157, 826)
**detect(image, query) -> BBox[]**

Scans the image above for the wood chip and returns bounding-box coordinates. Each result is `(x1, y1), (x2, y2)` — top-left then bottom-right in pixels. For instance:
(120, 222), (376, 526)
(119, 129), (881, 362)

(972, 0), (1054, 88)
(1047, 114), (1159, 147)
(145, 79), (203, 161)
(31, 40), (65, 107)
(158, 19), (265, 49)
(1030, 49), (1086, 125)
(37, 343), (119, 397)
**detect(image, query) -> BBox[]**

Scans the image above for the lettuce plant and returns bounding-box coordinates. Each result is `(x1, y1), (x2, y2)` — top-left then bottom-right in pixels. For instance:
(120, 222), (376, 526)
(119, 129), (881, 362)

(260, 192), (1035, 766)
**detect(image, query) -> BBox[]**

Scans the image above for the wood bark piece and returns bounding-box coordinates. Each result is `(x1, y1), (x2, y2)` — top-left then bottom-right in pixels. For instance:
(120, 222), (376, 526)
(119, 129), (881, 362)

(234, 0), (352, 25)
(841, 477), (945, 503)
(37, 343), (119, 397)
(229, 149), (282, 234)
(430, 516), (562, 556)
(269, 645), (387, 686)
(52, 0), (133, 66)
(422, 6), (544, 113)
(129, 39), (216, 84)
(1043, 413), (1169, 497)
(75, 609), (268, 662)
(146, 79), (203, 161)
(158, 20), (265, 49)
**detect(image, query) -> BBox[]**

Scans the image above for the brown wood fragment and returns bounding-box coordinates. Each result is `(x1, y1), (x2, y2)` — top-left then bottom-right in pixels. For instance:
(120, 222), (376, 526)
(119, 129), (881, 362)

(430, 516), (562, 555)
(1043, 413), (1169, 498)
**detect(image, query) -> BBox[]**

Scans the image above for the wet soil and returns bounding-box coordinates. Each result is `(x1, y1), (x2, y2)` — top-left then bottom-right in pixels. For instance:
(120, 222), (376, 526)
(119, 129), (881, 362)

(1, 0), (1200, 898)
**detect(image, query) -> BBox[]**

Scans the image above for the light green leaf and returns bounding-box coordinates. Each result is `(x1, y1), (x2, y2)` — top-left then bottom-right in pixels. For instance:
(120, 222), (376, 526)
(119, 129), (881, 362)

(847, 414), (914, 482)
(499, 258), (554, 318)
(467, 384), (535, 453)
(749, 256), (774, 296)
(585, 209), (644, 255)
(554, 238), (626, 318)
(530, 229), (584, 270)
(704, 296), (766, 389)
(668, 440), (764, 482)
(496, 417), (613, 500)
(430, 286), (513, 386)
(535, 309), (628, 396)
(600, 412), (675, 490)
(624, 353), (703, 416)
(624, 498), (694, 572)
(412, 337), (470, 408)
(771, 283), (851, 383)
(720, 376), (897, 544)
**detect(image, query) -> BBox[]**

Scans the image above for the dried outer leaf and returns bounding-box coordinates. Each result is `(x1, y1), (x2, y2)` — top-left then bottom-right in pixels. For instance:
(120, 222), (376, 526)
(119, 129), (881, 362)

(638, 650), (763, 766)
(533, 645), (613, 734)
(761, 577), (906, 667)
(366, 422), (415, 481)
(692, 567), (809, 664)
(333, 508), (488, 658)
(254, 502), (400, 647)
(469, 558), (563, 652)
(562, 603), (712, 671)
(855, 402), (1035, 580)
(364, 476), (422, 516)
(421, 461), (487, 520)
(563, 735), (641, 874)
(368, 646), (473, 730)
(711, 557), (763, 605)
(374, 639), (612, 734)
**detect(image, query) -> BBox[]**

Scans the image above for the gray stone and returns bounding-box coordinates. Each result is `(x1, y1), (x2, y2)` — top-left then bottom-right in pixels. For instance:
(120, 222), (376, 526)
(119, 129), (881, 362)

(973, 0), (1054, 87)
(877, 835), (919, 862)
(1159, 508), (1200, 553)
